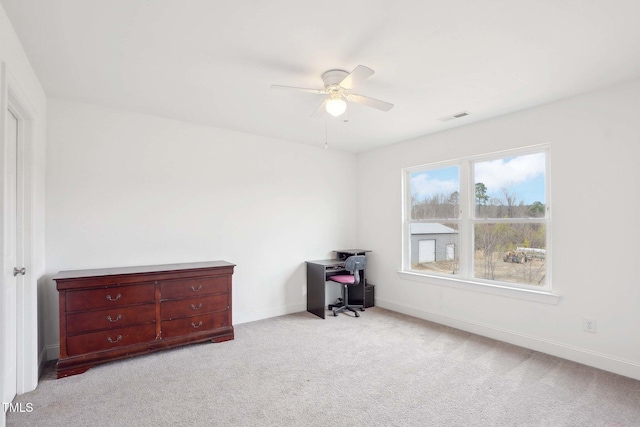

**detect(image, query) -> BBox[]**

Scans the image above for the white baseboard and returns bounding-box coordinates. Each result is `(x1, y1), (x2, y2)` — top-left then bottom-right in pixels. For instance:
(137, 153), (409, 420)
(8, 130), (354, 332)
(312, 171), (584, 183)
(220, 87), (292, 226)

(38, 348), (48, 375)
(45, 345), (59, 362)
(376, 298), (640, 381)
(233, 303), (306, 325)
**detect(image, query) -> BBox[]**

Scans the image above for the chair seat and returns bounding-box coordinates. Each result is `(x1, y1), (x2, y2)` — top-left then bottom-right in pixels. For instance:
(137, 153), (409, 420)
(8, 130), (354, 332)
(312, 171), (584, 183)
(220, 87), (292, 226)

(329, 275), (355, 284)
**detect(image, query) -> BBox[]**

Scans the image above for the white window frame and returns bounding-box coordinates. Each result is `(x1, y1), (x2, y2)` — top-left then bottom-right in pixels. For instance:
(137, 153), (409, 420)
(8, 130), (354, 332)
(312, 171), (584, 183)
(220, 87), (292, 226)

(399, 144), (560, 305)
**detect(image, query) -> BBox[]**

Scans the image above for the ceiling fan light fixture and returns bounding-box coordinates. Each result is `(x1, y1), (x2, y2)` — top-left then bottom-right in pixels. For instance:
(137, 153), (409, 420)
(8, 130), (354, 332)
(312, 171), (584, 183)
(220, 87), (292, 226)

(271, 65), (393, 118)
(326, 98), (347, 117)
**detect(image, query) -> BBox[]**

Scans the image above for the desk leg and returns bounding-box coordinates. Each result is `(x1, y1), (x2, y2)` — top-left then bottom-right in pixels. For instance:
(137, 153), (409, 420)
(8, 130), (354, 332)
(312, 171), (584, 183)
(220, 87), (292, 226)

(307, 263), (326, 319)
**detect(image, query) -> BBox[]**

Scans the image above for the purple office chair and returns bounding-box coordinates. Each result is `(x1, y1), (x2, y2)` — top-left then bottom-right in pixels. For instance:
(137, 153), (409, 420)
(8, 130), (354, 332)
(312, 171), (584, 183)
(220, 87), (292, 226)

(328, 255), (367, 317)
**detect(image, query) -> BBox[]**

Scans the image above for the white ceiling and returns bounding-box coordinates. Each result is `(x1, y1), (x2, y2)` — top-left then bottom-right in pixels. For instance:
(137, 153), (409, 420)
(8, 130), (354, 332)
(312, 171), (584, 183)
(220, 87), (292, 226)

(3, 0), (640, 152)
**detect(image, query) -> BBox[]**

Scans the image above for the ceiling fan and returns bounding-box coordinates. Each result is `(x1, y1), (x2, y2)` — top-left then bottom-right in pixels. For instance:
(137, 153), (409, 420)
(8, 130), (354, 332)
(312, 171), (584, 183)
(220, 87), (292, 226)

(271, 65), (394, 117)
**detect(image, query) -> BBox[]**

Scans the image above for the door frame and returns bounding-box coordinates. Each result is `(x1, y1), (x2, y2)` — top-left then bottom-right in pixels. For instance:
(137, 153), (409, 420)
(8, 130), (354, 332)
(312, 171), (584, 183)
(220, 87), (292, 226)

(0, 62), (38, 401)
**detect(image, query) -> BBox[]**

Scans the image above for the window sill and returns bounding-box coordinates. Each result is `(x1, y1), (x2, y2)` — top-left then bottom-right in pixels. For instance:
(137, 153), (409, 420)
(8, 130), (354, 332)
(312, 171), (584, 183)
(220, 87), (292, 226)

(397, 271), (561, 305)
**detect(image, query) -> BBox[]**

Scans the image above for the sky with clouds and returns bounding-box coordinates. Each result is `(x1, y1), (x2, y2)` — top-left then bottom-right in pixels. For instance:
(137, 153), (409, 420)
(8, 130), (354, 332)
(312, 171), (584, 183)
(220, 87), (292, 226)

(411, 152), (546, 204)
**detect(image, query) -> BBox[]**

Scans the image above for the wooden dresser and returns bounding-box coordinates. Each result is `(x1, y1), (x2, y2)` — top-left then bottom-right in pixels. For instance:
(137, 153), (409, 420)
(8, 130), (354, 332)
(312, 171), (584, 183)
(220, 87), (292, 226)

(54, 261), (234, 378)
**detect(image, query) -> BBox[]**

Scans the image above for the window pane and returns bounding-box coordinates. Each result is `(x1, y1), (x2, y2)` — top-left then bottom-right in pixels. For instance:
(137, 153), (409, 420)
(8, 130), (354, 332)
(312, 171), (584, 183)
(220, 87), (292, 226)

(474, 153), (546, 219)
(410, 222), (459, 275)
(410, 166), (460, 220)
(473, 223), (546, 286)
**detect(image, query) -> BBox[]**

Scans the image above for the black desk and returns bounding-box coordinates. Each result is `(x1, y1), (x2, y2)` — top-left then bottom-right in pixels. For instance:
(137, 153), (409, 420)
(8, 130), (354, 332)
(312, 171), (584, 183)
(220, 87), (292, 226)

(306, 250), (371, 319)
(334, 249), (371, 260)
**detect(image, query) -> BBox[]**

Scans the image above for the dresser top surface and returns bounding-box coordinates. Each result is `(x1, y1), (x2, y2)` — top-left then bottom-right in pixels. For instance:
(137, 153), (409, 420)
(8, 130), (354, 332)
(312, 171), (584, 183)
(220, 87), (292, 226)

(53, 261), (235, 281)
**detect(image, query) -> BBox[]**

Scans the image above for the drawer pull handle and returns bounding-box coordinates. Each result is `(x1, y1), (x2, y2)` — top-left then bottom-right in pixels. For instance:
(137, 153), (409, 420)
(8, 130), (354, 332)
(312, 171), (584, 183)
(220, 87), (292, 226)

(191, 321), (203, 329)
(106, 293), (122, 302)
(107, 335), (122, 343)
(190, 285), (203, 292)
(106, 314), (122, 323)
(190, 303), (203, 310)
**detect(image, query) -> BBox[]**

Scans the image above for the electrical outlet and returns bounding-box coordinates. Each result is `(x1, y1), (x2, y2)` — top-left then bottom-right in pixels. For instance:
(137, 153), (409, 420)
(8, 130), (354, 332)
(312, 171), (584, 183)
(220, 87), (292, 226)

(583, 318), (596, 333)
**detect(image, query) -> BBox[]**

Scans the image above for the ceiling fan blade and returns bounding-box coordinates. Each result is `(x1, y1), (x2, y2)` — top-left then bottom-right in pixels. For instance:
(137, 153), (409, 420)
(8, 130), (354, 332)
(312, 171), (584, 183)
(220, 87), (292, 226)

(270, 85), (326, 95)
(339, 65), (375, 90)
(311, 98), (329, 117)
(346, 93), (394, 112)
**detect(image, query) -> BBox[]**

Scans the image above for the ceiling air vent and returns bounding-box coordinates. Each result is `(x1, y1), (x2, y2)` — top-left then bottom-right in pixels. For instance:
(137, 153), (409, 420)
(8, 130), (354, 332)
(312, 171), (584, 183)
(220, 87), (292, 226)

(438, 111), (470, 122)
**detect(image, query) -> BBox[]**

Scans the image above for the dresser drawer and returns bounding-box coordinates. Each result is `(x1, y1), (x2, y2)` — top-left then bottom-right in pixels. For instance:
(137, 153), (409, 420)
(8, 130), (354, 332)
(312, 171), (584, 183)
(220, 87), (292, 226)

(66, 323), (156, 356)
(160, 276), (228, 300)
(161, 294), (228, 321)
(161, 311), (229, 338)
(66, 303), (156, 335)
(65, 283), (155, 312)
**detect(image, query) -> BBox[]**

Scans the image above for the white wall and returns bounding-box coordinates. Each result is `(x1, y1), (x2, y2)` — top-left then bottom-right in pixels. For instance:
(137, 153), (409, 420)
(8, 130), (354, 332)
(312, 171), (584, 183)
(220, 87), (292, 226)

(357, 78), (640, 380)
(0, 2), (47, 410)
(44, 98), (357, 357)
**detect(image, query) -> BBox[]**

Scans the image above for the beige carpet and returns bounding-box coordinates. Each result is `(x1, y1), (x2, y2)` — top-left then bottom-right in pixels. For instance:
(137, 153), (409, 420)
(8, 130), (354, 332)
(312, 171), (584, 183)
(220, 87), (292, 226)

(7, 307), (640, 426)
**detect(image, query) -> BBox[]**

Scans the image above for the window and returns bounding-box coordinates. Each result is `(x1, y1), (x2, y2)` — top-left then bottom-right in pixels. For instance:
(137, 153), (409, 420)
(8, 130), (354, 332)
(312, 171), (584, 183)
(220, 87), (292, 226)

(403, 146), (550, 293)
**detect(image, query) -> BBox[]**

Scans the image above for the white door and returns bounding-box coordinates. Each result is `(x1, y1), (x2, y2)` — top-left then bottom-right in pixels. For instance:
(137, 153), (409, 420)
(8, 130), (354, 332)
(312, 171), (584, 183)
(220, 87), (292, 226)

(2, 109), (19, 411)
(418, 239), (436, 263)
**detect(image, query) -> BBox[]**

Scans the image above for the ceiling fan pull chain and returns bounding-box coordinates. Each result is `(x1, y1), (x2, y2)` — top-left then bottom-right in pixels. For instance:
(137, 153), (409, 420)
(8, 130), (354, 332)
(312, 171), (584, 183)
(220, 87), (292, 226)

(324, 114), (328, 149)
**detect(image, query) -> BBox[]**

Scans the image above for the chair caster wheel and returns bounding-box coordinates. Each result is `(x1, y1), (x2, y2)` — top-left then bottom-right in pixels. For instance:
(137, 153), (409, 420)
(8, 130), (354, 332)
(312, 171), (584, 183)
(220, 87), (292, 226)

(355, 312), (360, 318)
(333, 311), (338, 317)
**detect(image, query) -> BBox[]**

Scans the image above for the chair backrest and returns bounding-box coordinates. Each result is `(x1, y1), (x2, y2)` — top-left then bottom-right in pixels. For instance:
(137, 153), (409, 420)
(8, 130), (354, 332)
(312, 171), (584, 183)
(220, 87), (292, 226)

(344, 255), (367, 285)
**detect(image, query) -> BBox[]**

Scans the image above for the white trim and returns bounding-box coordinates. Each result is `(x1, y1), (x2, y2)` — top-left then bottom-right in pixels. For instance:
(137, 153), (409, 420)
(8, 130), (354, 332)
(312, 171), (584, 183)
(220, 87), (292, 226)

(45, 345), (59, 363)
(376, 298), (640, 381)
(38, 347), (47, 376)
(0, 62), (38, 395)
(402, 144), (552, 295)
(233, 303), (307, 326)
(397, 271), (560, 304)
